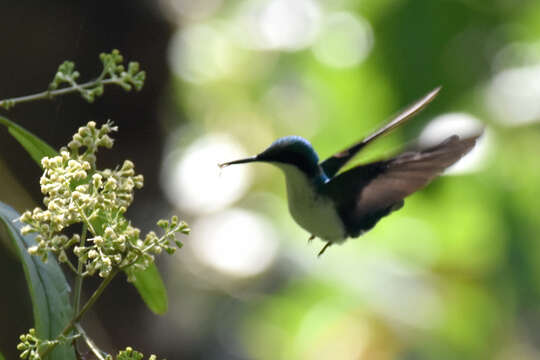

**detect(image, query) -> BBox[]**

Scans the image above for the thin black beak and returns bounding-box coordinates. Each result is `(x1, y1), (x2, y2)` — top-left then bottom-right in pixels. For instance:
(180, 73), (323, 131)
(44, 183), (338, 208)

(218, 156), (259, 168)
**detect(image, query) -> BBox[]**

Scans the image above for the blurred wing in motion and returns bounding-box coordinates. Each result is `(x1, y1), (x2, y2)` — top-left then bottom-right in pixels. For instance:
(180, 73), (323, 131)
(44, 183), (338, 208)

(320, 86), (442, 178)
(325, 134), (480, 237)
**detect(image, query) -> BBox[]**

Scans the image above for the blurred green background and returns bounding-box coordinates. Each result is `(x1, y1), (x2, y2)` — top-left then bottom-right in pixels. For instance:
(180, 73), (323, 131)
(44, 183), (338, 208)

(1, 0), (540, 359)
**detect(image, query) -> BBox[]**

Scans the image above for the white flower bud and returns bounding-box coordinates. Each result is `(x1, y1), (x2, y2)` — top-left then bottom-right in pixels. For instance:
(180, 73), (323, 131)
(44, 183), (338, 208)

(58, 251), (68, 262)
(20, 225), (33, 235)
(75, 170), (87, 180)
(27, 245), (39, 255)
(104, 227), (115, 238)
(41, 157), (50, 168)
(19, 211), (32, 223)
(122, 160), (134, 170)
(67, 159), (79, 168)
(93, 236), (104, 246)
(99, 135), (114, 148)
(68, 140), (81, 149)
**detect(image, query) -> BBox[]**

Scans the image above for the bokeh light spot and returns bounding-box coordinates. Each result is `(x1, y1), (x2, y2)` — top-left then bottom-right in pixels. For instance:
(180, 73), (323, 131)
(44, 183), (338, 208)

(297, 304), (369, 359)
(312, 12), (374, 68)
(262, 81), (320, 136)
(190, 209), (279, 277)
(485, 64), (540, 126)
(168, 23), (237, 83)
(162, 134), (251, 214)
(233, 0), (321, 51)
(159, 0), (223, 21)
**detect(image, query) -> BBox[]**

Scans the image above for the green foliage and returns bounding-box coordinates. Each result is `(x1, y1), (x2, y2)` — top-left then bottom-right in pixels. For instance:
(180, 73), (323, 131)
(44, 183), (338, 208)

(165, 1), (540, 358)
(10, 120), (188, 358)
(0, 116), (57, 167)
(0, 50), (183, 360)
(131, 264), (169, 315)
(0, 203), (75, 360)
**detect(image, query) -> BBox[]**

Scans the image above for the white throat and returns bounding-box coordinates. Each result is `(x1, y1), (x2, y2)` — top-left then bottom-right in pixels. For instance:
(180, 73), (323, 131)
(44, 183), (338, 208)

(274, 163), (347, 242)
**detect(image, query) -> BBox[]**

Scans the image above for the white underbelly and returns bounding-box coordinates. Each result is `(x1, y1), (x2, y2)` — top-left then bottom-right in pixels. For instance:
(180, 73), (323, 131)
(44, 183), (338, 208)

(287, 193), (346, 242)
(278, 164), (346, 242)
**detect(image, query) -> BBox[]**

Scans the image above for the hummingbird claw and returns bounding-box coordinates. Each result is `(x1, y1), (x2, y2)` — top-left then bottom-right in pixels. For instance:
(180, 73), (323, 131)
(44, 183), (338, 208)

(308, 234), (315, 243)
(318, 242), (332, 257)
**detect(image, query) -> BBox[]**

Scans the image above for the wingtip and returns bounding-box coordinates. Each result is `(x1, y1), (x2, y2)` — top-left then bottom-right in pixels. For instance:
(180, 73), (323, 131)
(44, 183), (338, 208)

(427, 85), (443, 99)
(431, 131), (483, 158)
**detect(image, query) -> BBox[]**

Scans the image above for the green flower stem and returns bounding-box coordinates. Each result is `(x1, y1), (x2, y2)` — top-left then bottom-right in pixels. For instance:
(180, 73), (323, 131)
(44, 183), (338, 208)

(39, 268), (119, 359)
(0, 78), (117, 109)
(73, 223), (88, 314)
(63, 257), (80, 275)
(75, 323), (107, 360)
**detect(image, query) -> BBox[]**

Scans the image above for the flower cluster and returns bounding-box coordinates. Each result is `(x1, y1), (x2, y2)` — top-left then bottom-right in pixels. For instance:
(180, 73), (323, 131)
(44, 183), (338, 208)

(20, 121), (188, 279)
(17, 328), (62, 360)
(49, 49), (146, 103)
(108, 346), (160, 360)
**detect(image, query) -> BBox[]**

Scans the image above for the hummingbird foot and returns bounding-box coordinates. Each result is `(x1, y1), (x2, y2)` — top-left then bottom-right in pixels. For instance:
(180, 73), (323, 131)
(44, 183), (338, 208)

(318, 242), (332, 257)
(308, 234), (315, 243)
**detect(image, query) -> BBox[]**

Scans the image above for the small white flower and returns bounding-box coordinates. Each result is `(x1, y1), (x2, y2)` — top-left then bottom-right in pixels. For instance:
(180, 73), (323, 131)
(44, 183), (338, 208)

(27, 245), (38, 254)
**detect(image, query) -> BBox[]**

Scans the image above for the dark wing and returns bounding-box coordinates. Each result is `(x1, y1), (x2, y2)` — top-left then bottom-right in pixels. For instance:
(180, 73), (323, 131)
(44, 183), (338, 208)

(320, 86), (441, 178)
(323, 134), (479, 237)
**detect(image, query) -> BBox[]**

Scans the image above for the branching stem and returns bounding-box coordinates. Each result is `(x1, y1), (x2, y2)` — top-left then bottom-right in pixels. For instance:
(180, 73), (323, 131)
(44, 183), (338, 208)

(38, 268), (119, 359)
(75, 323), (107, 360)
(73, 223), (88, 313)
(0, 78), (117, 109)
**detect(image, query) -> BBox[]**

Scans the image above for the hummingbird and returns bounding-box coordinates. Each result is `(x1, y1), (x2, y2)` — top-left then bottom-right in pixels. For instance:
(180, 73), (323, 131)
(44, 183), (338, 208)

(219, 87), (480, 256)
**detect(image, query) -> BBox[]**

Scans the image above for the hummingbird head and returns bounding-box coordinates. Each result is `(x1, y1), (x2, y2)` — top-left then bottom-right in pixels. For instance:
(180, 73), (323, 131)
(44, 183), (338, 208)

(219, 136), (321, 177)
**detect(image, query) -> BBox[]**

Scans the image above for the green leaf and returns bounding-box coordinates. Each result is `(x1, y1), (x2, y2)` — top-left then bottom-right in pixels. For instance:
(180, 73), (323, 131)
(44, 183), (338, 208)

(131, 263), (168, 314)
(0, 202), (76, 360)
(0, 115), (58, 168)
(0, 350), (5, 360)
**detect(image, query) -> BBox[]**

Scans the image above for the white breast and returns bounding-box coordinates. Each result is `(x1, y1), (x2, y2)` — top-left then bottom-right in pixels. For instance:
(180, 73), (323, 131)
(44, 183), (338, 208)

(276, 164), (347, 242)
